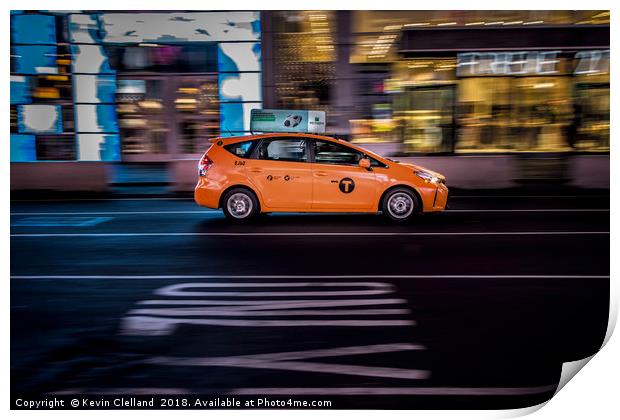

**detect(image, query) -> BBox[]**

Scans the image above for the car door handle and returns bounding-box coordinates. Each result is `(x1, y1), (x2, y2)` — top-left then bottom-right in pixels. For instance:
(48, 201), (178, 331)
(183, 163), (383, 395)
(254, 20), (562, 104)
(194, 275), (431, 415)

(249, 167), (263, 174)
(315, 171), (329, 177)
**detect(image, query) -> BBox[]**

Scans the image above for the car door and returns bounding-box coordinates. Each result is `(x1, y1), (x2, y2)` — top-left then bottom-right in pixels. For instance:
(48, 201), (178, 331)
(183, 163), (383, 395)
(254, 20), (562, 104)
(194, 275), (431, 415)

(245, 137), (312, 210)
(310, 139), (377, 210)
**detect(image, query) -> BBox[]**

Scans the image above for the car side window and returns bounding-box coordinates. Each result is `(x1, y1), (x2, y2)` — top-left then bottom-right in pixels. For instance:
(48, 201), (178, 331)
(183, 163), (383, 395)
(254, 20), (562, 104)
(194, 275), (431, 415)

(313, 141), (364, 166)
(224, 141), (255, 158)
(257, 138), (308, 163)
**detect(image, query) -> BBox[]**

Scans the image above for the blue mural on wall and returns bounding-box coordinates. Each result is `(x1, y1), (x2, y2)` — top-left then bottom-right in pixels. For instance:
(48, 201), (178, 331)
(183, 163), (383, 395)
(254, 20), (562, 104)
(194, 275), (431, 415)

(10, 76), (30, 104)
(77, 134), (121, 161)
(11, 14), (56, 44)
(217, 41), (262, 135)
(17, 105), (63, 134)
(12, 45), (58, 74)
(10, 134), (37, 162)
(11, 11), (263, 161)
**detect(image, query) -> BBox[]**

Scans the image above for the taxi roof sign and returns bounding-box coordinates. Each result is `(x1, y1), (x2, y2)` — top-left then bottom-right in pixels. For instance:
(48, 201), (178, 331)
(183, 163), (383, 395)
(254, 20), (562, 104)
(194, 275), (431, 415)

(250, 109), (326, 134)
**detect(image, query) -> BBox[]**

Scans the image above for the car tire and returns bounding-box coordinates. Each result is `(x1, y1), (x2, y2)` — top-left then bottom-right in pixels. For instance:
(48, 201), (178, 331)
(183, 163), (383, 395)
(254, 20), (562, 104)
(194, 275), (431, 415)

(381, 187), (420, 222)
(221, 188), (259, 222)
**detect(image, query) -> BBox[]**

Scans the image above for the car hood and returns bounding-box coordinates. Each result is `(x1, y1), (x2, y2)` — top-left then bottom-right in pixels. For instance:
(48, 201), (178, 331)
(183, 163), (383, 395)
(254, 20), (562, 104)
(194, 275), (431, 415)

(397, 162), (445, 181)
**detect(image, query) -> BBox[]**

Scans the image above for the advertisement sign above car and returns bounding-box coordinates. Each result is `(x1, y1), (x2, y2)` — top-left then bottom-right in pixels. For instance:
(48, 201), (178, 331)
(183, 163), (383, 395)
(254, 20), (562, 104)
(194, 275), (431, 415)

(250, 109), (326, 134)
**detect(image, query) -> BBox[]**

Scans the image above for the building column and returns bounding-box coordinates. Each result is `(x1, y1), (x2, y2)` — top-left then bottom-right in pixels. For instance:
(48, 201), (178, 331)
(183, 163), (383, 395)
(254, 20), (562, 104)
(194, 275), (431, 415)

(333, 10), (354, 137)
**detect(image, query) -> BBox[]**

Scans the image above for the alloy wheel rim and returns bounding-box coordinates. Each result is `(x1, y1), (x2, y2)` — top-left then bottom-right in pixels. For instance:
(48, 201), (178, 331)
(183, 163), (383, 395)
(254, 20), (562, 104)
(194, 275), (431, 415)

(388, 192), (414, 219)
(227, 193), (253, 218)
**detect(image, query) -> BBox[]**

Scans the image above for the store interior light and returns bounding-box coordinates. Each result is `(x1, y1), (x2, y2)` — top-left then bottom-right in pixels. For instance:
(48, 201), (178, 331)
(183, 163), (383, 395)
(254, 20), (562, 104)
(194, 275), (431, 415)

(404, 22), (430, 27)
(484, 21), (504, 25)
(178, 87), (200, 94)
(523, 20), (544, 25)
(592, 11), (610, 19)
(465, 22), (485, 26)
(138, 100), (162, 109)
(437, 22), (457, 26)
(504, 21), (523, 25)
(532, 83), (555, 89)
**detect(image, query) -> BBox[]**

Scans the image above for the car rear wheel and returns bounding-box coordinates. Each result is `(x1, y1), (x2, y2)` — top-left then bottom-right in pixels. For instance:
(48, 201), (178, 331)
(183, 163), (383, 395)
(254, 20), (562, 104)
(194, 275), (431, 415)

(381, 188), (420, 222)
(222, 188), (259, 222)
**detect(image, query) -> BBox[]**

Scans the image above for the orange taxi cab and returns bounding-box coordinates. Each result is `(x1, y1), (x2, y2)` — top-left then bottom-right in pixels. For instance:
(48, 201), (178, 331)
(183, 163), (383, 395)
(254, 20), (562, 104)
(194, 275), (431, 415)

(195, 132), (448, 222)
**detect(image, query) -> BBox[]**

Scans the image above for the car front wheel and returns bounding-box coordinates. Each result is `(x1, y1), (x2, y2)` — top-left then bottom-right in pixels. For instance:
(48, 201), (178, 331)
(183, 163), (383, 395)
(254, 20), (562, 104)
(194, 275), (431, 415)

(381, 188), (420, 222)
(222, 188), (259, 222)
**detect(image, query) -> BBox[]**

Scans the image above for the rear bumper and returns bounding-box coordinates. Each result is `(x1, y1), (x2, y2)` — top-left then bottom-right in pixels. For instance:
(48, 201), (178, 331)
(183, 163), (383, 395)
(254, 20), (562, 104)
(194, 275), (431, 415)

(194, 177), (221, 209)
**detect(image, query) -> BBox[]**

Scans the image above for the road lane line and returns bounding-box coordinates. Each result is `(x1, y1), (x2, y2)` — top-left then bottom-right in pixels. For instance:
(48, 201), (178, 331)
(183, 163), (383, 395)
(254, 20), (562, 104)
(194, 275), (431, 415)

(151, 358), (429, 380)
(148, 343), (429, 380)
(201, 343), (426, 361)
(155, 281), (393, 297)
(11, 275), (609, 279)
(444, 209), (609, 213)
(130, 308), (410, 316)
(10, 208), (610, 215)
(450, 195), (608, 198)
(138, 298), (407, 310)
(11, 197), (195, 202)
(11, 210), (217, 216)
(10, 231), (610, 237)
(122, 316), (415, 330)
(51, 385), (558, 396)
(228, 385), (558, 396)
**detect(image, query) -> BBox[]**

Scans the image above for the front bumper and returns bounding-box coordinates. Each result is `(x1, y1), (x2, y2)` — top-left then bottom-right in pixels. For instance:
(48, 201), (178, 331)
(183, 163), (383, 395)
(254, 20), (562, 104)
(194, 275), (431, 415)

(431, 183), (449, 211)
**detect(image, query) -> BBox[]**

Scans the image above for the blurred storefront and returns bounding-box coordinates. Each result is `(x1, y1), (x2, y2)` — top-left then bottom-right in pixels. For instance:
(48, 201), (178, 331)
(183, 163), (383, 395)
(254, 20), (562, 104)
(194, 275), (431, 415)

(263, 10), (609, 155)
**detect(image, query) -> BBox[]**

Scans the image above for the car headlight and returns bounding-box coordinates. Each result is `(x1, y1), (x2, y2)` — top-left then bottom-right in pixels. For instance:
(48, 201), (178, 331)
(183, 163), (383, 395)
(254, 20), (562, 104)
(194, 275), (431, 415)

(415, 170), (440, 184)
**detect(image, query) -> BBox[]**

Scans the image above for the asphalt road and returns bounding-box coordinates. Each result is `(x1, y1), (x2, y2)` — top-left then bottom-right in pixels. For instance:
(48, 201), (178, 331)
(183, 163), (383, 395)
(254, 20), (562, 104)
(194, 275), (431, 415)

(10, 192), (610, 409)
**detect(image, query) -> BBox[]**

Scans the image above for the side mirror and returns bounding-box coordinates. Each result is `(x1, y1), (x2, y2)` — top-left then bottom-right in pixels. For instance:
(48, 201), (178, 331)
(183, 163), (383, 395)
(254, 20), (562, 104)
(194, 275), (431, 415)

(359, 158), (372, 171)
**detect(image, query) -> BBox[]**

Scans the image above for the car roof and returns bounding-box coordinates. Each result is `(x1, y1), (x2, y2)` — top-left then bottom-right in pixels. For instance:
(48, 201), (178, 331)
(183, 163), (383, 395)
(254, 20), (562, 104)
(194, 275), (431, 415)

(211, 133), (388, 163)
(212, 132), (343, 145)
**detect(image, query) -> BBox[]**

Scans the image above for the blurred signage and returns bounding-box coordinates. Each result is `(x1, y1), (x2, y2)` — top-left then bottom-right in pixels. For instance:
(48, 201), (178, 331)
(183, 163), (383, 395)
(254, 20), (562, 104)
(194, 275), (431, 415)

(457, 51), (560, 76)
(250, 109), (326, 134)
(574, 50), (609, 75)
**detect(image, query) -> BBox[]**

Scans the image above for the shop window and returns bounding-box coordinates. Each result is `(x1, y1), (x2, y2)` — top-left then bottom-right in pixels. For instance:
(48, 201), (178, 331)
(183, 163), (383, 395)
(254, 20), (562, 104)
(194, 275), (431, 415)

(105, 44), (217, 73)
(35, 135), (77, 161)
(117, 78), (167, 155)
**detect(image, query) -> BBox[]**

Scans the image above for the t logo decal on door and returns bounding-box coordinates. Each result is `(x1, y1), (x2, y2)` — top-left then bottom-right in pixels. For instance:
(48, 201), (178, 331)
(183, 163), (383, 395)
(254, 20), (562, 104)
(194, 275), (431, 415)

(339, 177), (355, 193)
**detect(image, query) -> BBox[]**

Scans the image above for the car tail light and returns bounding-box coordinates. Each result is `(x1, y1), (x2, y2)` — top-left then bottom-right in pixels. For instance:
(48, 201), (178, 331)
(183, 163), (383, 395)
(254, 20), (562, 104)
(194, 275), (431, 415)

(198, 154), (214, 176)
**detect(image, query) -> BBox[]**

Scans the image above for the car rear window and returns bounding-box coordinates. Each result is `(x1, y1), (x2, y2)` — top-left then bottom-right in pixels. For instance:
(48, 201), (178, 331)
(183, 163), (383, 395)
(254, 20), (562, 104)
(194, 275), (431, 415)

(224, 141), (255, 158)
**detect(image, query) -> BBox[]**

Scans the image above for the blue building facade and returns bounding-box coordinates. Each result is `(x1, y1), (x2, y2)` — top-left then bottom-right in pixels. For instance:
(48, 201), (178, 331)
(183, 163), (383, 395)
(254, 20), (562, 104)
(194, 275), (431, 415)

(10, 11), (262, 162)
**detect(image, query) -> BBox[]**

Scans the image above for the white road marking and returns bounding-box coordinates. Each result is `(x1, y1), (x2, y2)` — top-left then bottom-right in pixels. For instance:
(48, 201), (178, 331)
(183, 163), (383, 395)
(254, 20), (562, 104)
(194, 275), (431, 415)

(10, 231), (610, 237)
(10, 216), (113, 227)
(148, 343), (429, 380)
(11, 210), (216, 216)
(122, 316), (414, 333)
(12, 275), (609, 279)
(155, 281), (393, 297)
(10, 208), (609, 216)
(51, 385), (558, 396)
(450, 195), (608, 199)
(227, 385), (558, 396)
(121, 281), (411, 335)
(139, 298), (407, 310)
(11, 197), (195, 202)
(130, 308), (409, 317)
(444, 209), (609, 213)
